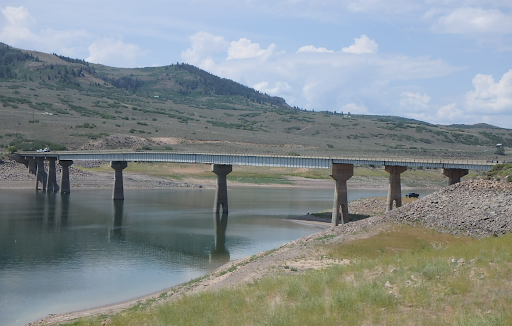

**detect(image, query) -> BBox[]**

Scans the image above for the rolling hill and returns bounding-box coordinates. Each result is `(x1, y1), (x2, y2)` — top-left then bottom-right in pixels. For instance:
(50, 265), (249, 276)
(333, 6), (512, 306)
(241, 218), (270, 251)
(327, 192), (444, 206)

(0, 42), (510, 160)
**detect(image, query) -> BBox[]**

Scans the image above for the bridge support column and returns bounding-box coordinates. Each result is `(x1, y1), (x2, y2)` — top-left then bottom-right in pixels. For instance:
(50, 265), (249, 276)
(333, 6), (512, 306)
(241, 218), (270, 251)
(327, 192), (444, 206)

(35, 157), (47, 192)
(385, 165), (407, 211)
(28, 157), (36, 175)
(110, 161), (128, 200)
(330, 163), (353, 227)
(59, 160), (73, 194)
(46, 157), (59, 193)
(443, 168), (468, 185)
(212, 164), (232, 214)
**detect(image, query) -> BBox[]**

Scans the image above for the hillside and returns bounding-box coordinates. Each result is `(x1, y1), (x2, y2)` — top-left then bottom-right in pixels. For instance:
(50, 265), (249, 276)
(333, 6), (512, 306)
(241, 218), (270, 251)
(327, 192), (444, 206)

(0, 43), (511, 160)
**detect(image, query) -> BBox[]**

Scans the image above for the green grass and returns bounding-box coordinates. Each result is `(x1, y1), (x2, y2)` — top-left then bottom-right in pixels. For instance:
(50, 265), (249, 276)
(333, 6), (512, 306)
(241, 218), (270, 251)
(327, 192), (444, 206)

(62, 225), (512, 326)
(482, 163), (512, 182)
(78, 163), (448, 187)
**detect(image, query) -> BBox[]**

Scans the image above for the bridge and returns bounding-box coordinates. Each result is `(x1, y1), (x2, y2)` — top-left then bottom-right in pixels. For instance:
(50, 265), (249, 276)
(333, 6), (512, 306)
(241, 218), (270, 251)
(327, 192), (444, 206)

(11, 151), (496, 227)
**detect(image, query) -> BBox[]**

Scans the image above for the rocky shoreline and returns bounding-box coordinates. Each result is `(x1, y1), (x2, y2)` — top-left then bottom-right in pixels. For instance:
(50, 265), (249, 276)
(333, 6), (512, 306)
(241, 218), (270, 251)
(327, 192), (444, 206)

(383, 179), (512, 238)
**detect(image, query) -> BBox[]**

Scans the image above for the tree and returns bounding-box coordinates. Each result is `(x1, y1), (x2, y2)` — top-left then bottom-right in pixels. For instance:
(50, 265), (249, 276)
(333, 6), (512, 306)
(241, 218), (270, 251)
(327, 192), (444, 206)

(7, 145), (17, 154)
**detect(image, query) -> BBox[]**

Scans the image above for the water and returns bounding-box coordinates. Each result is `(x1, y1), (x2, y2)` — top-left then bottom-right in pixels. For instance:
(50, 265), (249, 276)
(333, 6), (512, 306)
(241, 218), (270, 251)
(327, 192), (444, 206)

(0, 186), (434, 325)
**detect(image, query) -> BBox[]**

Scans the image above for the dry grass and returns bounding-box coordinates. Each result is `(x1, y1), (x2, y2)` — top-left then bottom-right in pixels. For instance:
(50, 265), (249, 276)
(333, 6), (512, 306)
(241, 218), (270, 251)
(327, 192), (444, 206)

(63, 225), (512, 326)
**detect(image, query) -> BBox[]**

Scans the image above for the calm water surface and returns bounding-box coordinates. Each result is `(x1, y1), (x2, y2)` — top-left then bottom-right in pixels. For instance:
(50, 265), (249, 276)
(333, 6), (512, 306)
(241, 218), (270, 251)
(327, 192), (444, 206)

(0, 186), (434, 325)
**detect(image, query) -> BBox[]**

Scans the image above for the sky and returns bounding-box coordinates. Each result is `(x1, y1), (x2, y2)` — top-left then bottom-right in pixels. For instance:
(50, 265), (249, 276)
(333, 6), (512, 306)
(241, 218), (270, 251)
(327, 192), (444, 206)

(1, 1), (511, 128)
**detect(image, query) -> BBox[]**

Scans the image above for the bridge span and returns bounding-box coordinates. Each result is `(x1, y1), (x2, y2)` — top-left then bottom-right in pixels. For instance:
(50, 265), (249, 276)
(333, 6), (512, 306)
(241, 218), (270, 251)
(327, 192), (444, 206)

(12, 151), (496, 227)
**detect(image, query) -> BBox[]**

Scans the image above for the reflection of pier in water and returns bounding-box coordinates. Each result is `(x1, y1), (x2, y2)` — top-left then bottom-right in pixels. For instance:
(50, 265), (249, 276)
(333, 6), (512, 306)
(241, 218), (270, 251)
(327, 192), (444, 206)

(3, 195), (233, 270)
(108, 200), (231, 264)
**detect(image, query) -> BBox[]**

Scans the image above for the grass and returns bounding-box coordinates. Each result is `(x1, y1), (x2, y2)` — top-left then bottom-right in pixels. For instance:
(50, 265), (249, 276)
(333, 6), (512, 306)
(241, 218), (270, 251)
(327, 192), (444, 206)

(78, 163), (448, 187)
(62, 224), (512, 326)
(482, 163), (512, 182)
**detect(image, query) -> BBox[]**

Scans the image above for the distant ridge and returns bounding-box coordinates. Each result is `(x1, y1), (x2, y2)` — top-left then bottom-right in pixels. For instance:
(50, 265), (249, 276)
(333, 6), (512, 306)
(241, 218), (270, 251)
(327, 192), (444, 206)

(448, 123), (500, 130)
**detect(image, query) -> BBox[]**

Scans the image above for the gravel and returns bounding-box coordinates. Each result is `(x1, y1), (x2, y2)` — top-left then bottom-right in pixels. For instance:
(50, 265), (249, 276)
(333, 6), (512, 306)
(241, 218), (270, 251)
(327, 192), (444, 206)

(383, 179), (512, 238)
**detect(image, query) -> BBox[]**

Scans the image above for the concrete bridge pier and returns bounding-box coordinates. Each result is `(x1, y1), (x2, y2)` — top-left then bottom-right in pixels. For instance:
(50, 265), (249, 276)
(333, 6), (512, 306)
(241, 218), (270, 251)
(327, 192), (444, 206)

(212, 164), (232, 214)
(35, 157), (47, 192)
(443, 168), (468, 185)
(59, 160), (73, 194)
(28, 157), (36, 175)
(111, 161), (128, 200)
(46, 157), (59, 193)
(385, 165), (407, 211)
(330, 163), (354, 227)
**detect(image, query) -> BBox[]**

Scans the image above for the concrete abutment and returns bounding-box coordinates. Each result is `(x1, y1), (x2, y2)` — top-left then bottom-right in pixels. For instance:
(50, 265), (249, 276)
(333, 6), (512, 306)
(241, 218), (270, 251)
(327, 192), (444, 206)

(443, 168), (468, 185)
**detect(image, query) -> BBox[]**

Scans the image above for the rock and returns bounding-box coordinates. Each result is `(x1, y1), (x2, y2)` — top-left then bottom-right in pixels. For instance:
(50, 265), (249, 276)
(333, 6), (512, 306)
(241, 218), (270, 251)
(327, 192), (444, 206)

(383, 180), (512, 238)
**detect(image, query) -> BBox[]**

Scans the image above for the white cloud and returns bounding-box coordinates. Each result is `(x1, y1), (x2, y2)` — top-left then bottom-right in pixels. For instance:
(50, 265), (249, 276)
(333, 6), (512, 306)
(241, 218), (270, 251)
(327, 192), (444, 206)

(182, 32), (459, 113)
(341, 35), (378, 54)
(339, 103), (368, 114)
(0, 6), (92, 58)
(436, 103), (465, 122)
(227, 38), (277, 60)
(253, 81), (293, 96)
(0, 6), (37, 45)
(432, 7), (512, 34)
(181, 31), (229, 66)
(399, 92), (431, 111)
(297, 45), (334, 53)
(1, 6), (35, 28)
(86, 38), (146, 67)
(465, 69), (512, 114)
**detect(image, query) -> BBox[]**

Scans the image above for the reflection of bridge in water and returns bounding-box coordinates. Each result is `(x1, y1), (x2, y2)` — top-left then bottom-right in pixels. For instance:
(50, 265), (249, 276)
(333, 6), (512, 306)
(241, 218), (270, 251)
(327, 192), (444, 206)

(12, 151), (496, 227)
(14, 194), (231, 267)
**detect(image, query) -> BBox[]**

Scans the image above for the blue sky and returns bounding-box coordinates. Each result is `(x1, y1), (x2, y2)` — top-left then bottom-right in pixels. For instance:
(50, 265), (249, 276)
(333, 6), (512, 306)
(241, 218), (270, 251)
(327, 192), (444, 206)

(1, 1), (511, 128)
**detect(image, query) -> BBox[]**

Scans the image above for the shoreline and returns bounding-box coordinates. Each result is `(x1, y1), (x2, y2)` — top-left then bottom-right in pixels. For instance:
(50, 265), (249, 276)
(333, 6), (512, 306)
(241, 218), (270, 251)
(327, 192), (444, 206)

(0, 160), (435, 325)
(27, 196), (390, 326)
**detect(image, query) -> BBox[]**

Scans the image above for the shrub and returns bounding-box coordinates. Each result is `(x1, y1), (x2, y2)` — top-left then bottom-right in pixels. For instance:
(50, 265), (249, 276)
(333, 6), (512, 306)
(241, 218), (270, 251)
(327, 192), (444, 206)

(7, 145), (17, 154)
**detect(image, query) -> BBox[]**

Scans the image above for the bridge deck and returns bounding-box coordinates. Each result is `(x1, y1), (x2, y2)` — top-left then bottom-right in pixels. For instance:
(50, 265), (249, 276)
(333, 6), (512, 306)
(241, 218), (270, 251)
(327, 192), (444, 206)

(19, 151), (496, 170)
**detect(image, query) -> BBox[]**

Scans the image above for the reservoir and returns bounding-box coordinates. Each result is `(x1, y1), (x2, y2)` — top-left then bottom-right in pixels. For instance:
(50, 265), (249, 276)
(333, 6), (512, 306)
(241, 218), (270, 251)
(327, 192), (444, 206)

(0, 186), (433, 325)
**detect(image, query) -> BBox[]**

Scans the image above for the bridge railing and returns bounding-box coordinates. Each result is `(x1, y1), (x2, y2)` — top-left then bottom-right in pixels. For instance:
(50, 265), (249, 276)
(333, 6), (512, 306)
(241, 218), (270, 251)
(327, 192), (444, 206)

(17, 151), (498, 170)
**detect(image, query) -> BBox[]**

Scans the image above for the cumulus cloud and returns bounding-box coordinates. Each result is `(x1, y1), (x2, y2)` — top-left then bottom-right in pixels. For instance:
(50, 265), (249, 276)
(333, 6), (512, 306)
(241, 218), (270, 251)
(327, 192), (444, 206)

(465, 69), (512, 114)
(341, 34), (378, 54)
(339, 103), (368, 114)
(227, 38), (277, 60)
(86, 38), (146, 67)
(297, 45), (334, 53)
(399, 92), (431, 111)
(432, 7), (512, 34)
(181, 31), (459, 113)
(253, 81), (293, 96)
(0, 6), (92, 58)
(0, 6), (37, 45)
(181, 31), (229, 66)
(436, 103), (465, 122)
(1, 6), (35, 28)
